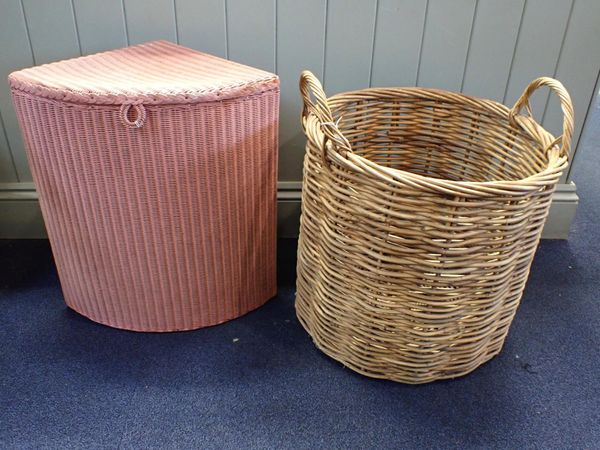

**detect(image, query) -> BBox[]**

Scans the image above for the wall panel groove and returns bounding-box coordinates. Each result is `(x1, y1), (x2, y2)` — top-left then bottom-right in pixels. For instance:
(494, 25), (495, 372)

(19, 0), (36, 65)
(367, 0), (380, 87)
(0, 113), (17, 182)
(503, 0), (573, 117)
(121, 0), (130, 45)
(414, 0), (430, 87)
(0, 0), (37, 181)
(73, 0), (128, 54)
(122, 0), (177, 45)
(459, 0), (479, 92)
(224, 0), (229, 59)
(501, 0), (527, 104)
(540, 0), (575, 125)
(277, 0), (326, 180)
(21, 0), (81, 64)
(463, 0), (525, 102)
(175, 0), (227, 57)
(417, 0), (477, 91)
(372, 0), (427, 87)
(321, 0), (329, 86)
(70, 0), (84, 55)
(173, 0), (181, 44)
(323, 0), (378, 94)
(226, 0), (276, 72)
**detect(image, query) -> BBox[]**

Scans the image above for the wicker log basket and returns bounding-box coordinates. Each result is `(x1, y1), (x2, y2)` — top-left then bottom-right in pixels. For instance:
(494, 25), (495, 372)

(295, 70), (573, 383)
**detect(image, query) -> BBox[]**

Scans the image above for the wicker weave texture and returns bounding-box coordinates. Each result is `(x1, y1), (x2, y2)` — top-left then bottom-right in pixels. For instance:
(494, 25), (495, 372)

(8, 40), (278, 105)
(10, 43), (279, 332)
(296, 71), (573, 383)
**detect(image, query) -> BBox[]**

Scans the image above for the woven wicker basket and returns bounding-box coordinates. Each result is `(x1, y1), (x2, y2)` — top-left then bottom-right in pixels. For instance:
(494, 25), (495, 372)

(9, 41), (279, 332)
(296, 71), (573, 383)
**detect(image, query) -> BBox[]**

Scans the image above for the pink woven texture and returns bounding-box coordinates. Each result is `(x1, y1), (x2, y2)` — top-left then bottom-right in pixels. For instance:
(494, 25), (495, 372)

(10, 41), (279, 332)
(8, 40), (279, 105)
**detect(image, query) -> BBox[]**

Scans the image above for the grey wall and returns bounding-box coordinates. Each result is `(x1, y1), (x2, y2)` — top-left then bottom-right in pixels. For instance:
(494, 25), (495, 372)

(0, 0), (599, 185)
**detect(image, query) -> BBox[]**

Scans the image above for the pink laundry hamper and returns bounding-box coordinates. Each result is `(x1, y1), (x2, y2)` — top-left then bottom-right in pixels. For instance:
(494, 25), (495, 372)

(9, 41), (279, 332)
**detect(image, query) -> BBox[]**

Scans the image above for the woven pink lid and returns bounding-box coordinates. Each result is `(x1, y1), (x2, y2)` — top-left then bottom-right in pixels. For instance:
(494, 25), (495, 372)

(8, 40), (279, 106)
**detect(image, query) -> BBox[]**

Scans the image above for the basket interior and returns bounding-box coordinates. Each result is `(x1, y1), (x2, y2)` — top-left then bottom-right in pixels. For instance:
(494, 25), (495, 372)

(331, 93), (548, 183)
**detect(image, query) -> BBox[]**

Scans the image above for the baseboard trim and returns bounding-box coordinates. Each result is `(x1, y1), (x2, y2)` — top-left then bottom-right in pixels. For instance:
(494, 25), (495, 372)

(542, 182), (579, 239)
(0, 181), (578, 239)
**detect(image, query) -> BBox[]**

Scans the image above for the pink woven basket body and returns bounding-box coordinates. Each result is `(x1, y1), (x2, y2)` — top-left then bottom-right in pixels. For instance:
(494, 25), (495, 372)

(9, 41), (279, 332)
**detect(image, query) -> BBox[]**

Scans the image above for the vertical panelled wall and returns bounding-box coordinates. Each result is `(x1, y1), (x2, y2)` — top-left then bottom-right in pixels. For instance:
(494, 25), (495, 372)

(0, 0), (599, 185)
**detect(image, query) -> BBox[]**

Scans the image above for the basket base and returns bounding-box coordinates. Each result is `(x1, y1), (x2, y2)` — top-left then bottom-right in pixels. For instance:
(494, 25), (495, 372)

(64, 288), (277, 332)
(295, 300), (505, 384)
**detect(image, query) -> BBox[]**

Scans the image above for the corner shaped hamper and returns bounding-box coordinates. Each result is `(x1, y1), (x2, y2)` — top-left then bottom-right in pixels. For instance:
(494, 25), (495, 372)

(295, 70), (574, 383)
(9, 41), (279, 332)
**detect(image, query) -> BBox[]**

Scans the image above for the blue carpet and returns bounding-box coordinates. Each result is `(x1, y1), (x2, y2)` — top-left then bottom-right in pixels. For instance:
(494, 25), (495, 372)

(2, 108), (600, 449)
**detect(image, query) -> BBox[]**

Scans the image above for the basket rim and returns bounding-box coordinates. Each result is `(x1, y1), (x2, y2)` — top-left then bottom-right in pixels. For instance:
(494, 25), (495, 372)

(305, 87), (568, 197)
(328, 86), (510, 113)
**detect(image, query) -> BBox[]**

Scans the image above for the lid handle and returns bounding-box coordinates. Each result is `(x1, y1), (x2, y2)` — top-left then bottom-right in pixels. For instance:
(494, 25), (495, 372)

(120, 102), (146, 128)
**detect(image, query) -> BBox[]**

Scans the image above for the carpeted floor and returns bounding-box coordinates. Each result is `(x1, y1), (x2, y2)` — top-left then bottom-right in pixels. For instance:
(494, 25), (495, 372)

(1, 105), (599, 449)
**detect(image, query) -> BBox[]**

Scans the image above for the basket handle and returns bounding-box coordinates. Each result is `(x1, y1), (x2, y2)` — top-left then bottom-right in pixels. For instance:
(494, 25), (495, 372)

(300, 70), (334, 123)
(508, 77), (574, 157)
(299, 71), (351, 164)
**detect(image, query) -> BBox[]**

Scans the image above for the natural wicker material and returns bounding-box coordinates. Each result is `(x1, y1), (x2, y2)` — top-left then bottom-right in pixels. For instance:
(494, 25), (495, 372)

(296, 71), (573, 383)
(9, 41), (279, 332)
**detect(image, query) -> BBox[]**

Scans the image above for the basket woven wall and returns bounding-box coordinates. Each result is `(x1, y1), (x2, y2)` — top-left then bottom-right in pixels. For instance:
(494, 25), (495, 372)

(9, 41), (279, 332)
(296, 71), (573, 383)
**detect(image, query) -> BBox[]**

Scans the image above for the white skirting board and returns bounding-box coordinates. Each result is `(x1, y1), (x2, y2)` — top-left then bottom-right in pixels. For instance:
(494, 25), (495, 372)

(0, 181), (578, 240)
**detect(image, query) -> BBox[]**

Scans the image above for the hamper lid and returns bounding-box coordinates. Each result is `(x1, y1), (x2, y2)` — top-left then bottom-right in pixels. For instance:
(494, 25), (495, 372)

(8, 40), (279, 106)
